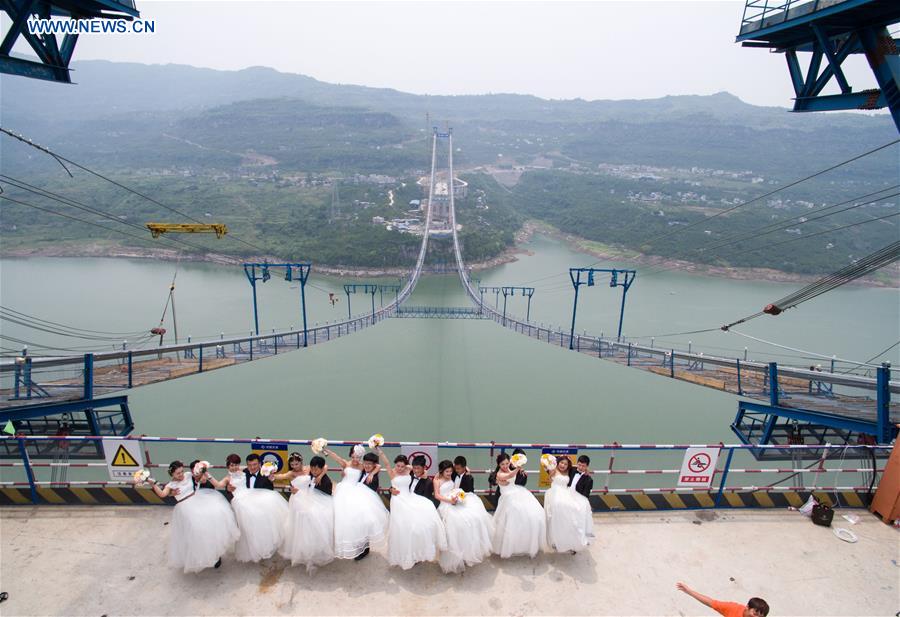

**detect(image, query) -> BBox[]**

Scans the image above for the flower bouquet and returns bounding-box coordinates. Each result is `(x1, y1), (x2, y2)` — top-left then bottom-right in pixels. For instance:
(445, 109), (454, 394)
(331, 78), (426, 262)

(367, 433), (385, 449)
(260, 461), (278, 477)
(132, 468), (153, 485)
(311, 438), (328, 454)
(192, 460), (210, 476)
(510, 453), (527, 468)
(540, 453), (557, 471)
(451, 488), (466, 503)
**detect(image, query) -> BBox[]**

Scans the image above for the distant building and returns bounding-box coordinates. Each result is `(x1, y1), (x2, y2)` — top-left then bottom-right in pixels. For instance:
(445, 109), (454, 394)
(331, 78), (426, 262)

(372, 216), (385, 224)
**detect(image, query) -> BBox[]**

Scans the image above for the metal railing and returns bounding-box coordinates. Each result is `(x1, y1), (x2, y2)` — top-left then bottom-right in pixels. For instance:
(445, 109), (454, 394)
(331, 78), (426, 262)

(0, 435), (888, 507)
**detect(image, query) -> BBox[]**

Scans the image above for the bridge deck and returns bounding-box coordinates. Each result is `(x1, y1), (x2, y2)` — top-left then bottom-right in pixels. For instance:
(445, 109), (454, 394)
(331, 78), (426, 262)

(1, 505), (894, 616)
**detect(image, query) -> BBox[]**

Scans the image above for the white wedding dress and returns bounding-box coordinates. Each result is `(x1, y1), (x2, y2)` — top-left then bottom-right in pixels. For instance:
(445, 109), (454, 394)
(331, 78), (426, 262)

(386, 475), (447, 570)
(437, 480), (494, 573)
(544, 474), (593, 552)
(166, 475), (240, 573)
(491, 481), (546, 558)
(332, 466), (389, 559)
(229, 470), (289, 562)
(280, 474), (335, 571)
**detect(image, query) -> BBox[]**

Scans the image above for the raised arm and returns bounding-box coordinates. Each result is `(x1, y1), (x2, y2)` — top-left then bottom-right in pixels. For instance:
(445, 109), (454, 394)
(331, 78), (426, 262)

(146, 481), (177, 499)
(676, 583), (715, 609)
(496, 468), (518, 484)
(375, 447), (396, 479)
(323, 448), (349, 469)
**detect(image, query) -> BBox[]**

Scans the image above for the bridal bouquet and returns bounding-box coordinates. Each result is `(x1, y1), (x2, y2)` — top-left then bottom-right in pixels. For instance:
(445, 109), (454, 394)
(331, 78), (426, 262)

(192, 460), (210, 476)
(260, 461), (278, 477)
(311, 438), (328, 454)
(451, 488), (466, 502)
(132, 469), (153, 485)
(367, 433), (385, 449)
(540, 454), (557, 471)
(511, 453), (527, 468)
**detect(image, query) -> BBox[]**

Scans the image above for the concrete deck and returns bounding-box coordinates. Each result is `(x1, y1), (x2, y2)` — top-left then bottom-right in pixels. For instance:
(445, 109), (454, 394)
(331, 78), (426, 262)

(0, 507), (897, 616)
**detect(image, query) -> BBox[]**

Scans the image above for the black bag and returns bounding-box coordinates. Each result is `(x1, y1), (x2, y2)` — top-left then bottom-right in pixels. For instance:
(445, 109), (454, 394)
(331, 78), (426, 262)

(811, 502), (834, 527)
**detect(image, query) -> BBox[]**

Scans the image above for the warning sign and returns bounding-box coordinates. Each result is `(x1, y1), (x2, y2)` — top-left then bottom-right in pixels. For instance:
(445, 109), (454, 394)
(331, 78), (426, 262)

(401, 445), (438, 471)
(103, 439), (144, 481)
(251, 442), (288, 473)
(677, 447), (720, 489)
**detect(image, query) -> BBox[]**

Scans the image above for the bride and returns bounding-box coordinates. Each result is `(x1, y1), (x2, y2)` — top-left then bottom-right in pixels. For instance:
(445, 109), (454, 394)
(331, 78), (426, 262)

(432, 459), (493, 573)
(279, 453), (335, 571)
(491, 452), (546, 558)
(544, 456), (593, 553)
(377, 447), (447, 570)
(324, 444), (389, 560)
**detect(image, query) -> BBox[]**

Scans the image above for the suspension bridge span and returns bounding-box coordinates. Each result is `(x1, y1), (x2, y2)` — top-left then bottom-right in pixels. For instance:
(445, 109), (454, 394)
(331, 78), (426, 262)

(0, 129), (896, 453)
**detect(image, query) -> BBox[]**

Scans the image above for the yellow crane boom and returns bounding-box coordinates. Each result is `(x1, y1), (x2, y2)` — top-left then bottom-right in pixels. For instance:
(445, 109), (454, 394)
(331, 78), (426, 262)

(146, 223), (228, 239)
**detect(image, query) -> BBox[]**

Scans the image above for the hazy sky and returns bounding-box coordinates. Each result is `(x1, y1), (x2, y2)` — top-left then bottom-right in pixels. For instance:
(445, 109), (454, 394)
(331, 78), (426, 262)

(15, 1), (885, 107)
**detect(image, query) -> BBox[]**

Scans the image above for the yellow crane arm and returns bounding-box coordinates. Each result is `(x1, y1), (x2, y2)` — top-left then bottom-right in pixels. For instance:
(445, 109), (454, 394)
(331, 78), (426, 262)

(146, 223), (228, 239)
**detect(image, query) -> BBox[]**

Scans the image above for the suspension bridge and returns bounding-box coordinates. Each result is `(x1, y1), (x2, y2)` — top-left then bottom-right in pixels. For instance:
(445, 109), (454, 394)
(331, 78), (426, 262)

(0, 128), (897, 457)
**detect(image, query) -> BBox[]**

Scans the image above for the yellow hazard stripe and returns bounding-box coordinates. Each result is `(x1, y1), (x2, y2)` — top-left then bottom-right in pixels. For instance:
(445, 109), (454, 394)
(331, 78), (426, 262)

(723, 492), (745, 507)
(133, 488), (165, 505)
(1, 488), (32, 504)
(600, 494), (626, 511)
(784, 492), (804, 508)
(841, 491), (864, 508)
(102, 487), (134, 504)
(752, 491), (775, 508)
(632, 494), (657, 510)
(36, 488), (66, 504)
(69, 488), (99, 504)
(663, 493), (688, 509)
(694, 493), (715, 508)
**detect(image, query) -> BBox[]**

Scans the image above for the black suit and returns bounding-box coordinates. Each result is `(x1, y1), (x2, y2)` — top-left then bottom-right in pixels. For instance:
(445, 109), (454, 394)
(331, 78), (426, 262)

(360, 470), (380, 493)
(410, 474), (437, 507)
(452, 472), (474, 494)
(514, 470), (528, 487)
(568, 470), (593, 499)
(314, 473), (333, 496)
(244, 468), (274, 490)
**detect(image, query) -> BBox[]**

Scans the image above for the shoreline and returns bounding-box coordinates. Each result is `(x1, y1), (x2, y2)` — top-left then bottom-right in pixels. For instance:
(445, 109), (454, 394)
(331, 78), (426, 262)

(1, 221), (895, 287)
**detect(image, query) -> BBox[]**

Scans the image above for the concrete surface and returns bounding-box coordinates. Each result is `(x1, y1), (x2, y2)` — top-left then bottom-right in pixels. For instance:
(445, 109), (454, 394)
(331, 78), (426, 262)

(0, 506), (897, 616)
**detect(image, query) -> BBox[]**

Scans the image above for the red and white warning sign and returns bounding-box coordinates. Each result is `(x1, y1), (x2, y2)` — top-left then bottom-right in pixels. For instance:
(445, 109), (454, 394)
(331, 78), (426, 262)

(677, 447), (720, 489)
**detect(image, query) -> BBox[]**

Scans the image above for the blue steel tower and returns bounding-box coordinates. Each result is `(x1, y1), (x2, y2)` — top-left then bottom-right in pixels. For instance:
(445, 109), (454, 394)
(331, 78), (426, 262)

(736, 0), (900, 131)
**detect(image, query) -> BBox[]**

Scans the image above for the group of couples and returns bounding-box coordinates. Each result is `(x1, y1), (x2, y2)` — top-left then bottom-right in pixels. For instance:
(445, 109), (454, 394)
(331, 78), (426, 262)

(144, 445), (595, 575)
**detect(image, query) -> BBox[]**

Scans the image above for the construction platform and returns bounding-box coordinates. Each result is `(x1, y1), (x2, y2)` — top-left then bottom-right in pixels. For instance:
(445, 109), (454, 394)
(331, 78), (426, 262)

(0, 506), (896, 616)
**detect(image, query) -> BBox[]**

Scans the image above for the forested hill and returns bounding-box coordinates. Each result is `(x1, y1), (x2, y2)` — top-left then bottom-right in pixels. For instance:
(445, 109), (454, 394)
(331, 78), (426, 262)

(0, 61), (896, 276)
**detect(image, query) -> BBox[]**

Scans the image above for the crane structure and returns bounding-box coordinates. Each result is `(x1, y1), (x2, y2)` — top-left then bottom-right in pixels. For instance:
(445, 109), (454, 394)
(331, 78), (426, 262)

(0, 0), (140, 83)
(736, 0), (900, 131)
(146, 223), (228, 239)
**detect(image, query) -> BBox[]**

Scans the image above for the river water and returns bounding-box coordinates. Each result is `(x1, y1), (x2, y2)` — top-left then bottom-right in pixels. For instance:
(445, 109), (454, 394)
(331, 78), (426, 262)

(1, 234), (897, 463)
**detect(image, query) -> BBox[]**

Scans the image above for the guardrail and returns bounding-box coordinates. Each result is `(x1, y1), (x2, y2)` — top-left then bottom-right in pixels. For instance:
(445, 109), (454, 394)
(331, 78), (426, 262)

(0, 435), (888, 510)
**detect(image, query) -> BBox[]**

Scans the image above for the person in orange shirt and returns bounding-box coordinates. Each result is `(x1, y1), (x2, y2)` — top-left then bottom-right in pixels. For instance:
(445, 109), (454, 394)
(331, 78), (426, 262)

(676, 582), (770, 617)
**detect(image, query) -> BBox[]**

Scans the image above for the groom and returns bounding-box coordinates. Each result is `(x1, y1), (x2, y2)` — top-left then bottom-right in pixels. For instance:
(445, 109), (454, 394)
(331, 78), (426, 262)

(244, 453), (275, 490)
(409, 455), (437, 507)
(567, 455), (593, 499)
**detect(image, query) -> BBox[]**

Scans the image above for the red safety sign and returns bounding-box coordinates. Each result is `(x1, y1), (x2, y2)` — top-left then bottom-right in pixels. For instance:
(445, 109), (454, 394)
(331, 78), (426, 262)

(677, 447), (720, 489)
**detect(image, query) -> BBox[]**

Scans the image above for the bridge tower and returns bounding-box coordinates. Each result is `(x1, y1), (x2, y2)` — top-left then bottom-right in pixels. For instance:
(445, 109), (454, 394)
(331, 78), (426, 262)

(736, 0), (900, 131)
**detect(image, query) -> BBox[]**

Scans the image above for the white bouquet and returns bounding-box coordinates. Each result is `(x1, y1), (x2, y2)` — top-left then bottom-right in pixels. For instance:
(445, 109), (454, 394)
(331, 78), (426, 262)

(540, 453), (557, 471)
(132, 469), (153, 485)
(511, 453), (527, 468)
(311, 438), (328, 454)
(192, 460), (210, 476)
(260, 461), (278, 477)
(352, 444), (366, 458)
(451, 488), (466, 503)
(367, 433), (385, 449)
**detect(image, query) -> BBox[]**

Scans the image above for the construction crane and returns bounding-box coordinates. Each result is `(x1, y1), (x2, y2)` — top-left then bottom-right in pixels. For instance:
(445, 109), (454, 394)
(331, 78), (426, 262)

(146, 223), (228, 239)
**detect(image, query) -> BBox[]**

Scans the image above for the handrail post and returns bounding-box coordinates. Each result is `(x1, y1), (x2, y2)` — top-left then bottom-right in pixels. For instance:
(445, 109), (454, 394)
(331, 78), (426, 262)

(199, 345), (204, 373)
(768, 362), (779, 406)
(24, 357), (32, 399)
(127, 351), (133, 388)
(713, 447), (734, 508)
(877, 363), (891, 443)
(736, 358), (743, 395)
(17, 436), (38, 504)
(670, 349), (675, 378)
(83, 353), (94, 400)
